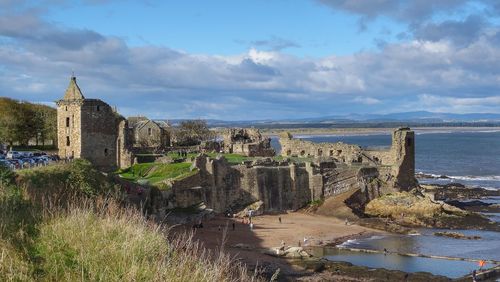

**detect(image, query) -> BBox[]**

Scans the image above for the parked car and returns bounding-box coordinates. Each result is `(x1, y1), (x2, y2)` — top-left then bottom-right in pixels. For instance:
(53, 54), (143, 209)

(6, 151), (22, 159)
(21, 157), (36, 168)
(8, 159), (22, 169)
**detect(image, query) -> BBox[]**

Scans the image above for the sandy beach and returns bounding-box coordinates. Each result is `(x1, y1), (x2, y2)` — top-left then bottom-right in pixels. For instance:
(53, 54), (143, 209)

(174, 212), (379, 277)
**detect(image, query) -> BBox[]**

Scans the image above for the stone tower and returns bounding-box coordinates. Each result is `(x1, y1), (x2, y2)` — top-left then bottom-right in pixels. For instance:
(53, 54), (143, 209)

(390, 127), (416, 190)
(56, 76), (133, 171)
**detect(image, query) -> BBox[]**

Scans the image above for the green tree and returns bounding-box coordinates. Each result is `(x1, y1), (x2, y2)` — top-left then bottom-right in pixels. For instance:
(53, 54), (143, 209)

(0, 98), (56, 146)
(174, 119), (214, 146)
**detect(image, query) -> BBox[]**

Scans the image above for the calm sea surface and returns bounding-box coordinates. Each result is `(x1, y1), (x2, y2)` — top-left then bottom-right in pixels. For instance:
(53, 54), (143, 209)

(271, 130), (500, 189)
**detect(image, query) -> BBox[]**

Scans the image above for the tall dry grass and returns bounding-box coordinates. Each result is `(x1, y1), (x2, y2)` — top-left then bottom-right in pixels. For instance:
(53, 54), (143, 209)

(1, 162), (261, 282)
(36, 199), (259, 281)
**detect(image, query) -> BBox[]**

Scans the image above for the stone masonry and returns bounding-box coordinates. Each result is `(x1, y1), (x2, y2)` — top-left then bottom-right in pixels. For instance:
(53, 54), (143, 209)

(222, 128), (275, 157)
(56, 76), (134, 171)
(279, 127), (416, 190)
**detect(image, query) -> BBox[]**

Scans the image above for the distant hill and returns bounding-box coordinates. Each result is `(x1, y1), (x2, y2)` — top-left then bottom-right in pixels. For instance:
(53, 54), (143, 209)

(159, 111), (500, 128)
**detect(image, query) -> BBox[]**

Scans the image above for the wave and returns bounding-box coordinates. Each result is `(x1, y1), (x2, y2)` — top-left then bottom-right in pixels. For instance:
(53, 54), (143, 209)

(416, 172), (500, 182)
(338, 235), (387, 248)
(338, 239), (361, 248)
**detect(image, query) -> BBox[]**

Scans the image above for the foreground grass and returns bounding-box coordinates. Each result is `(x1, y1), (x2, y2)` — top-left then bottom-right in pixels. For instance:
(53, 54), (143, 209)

(0, 162), (259, 282)
(36, 202), (253, 281)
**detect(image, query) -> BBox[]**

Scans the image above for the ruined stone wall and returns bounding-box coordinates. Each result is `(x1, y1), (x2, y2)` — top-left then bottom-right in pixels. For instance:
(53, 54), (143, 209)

(279, 128), (417, 191)
(148, 154), (398, 214)
(322, 167), (361, 198)
(57, 101), (83, 159)
(181, 156), (340, 212)
(222, 128), (275, 157)
(117, 120), (134, 169)
(79, 100), (121, 170)
(279, 134), (371, 164)
(389, 128), (416, 190)
(171, 172), (205, 208)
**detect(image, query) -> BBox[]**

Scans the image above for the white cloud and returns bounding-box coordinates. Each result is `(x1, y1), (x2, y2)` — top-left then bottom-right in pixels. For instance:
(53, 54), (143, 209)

(353, 96), (382, 105)
(1, 2), (500, 119)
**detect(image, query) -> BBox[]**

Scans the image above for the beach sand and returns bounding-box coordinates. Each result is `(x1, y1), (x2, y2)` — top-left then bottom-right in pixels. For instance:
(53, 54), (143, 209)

(174, 212), (379, 277)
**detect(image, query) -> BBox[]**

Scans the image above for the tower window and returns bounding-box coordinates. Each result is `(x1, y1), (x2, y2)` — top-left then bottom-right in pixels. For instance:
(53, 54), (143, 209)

(104, 148), (108, 156)
(66, 136), (70, 146)
(65, 106), (68, 111)
(148, 128), (152, 136)
(66, 117), (70, 127)
(96, 105), (100, 111)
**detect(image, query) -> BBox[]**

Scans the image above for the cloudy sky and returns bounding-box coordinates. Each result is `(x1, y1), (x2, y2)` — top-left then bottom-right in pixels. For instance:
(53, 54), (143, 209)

(1, 0), (500, 120)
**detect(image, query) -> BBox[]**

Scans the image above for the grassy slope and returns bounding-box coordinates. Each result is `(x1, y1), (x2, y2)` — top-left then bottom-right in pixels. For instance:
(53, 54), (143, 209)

(118, 162), (196, 186)
(0, 163), (257, 282)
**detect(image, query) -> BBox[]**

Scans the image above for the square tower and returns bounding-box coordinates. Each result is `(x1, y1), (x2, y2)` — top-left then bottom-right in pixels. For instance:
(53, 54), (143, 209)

(56, 76), (133, 171)
(56, 76), (85, 160)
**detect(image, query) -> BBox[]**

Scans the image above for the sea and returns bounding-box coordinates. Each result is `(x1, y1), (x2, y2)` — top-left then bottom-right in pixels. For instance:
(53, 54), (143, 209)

(270, 129), (500, 278)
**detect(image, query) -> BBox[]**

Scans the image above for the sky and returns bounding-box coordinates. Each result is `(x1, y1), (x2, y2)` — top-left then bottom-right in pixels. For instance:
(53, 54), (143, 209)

(1, 0), (500, 120)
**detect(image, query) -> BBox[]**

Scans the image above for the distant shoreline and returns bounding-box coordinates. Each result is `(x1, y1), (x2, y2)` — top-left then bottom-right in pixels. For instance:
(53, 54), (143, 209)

(262, 126), (500, 137)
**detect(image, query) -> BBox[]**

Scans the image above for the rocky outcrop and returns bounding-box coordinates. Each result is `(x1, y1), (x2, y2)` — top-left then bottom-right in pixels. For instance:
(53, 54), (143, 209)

(365, 191), (499, 231)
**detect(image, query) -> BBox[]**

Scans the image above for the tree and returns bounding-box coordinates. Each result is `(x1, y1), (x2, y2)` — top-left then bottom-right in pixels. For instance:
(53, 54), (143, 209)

(174, 120), (215, 146)
(0, 98), (56, 147)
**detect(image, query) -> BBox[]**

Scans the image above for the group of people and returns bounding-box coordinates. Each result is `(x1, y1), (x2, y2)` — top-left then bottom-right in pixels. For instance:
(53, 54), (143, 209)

(176, 150), (189, 158)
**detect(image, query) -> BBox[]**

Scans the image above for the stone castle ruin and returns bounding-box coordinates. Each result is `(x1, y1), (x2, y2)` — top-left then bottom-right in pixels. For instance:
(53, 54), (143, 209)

(56, 76), (417, 215)
(222, 128), (275, 157)
(150, 128), (417, 216)
(56, 76), (134, 170)
(279, 128), (416, 190)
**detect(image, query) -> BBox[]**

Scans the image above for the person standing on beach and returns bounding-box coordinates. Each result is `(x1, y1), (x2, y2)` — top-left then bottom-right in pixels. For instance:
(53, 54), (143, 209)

(279, 216), (282, 223)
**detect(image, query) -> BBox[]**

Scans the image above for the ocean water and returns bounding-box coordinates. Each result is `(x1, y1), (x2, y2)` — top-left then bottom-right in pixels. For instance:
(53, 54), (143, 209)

(321, 248), (494, 278)
(332, 229), (499, 278)
(271, 130), (500, 189)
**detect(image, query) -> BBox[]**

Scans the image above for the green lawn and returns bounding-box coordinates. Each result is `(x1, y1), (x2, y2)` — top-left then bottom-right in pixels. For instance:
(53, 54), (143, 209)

(118, 162), (196, 188)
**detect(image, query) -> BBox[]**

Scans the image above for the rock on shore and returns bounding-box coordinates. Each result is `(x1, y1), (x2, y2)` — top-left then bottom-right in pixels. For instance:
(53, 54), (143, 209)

(364, 191), (499, 231)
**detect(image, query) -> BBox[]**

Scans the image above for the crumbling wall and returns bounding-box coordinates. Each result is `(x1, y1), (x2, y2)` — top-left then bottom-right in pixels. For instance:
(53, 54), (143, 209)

(278, 128), (417, 191)
(222, 128), (275, 157)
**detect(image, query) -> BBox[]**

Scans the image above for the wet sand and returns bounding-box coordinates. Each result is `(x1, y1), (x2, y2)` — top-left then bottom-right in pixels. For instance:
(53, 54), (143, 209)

(175, 212), (379, 277)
